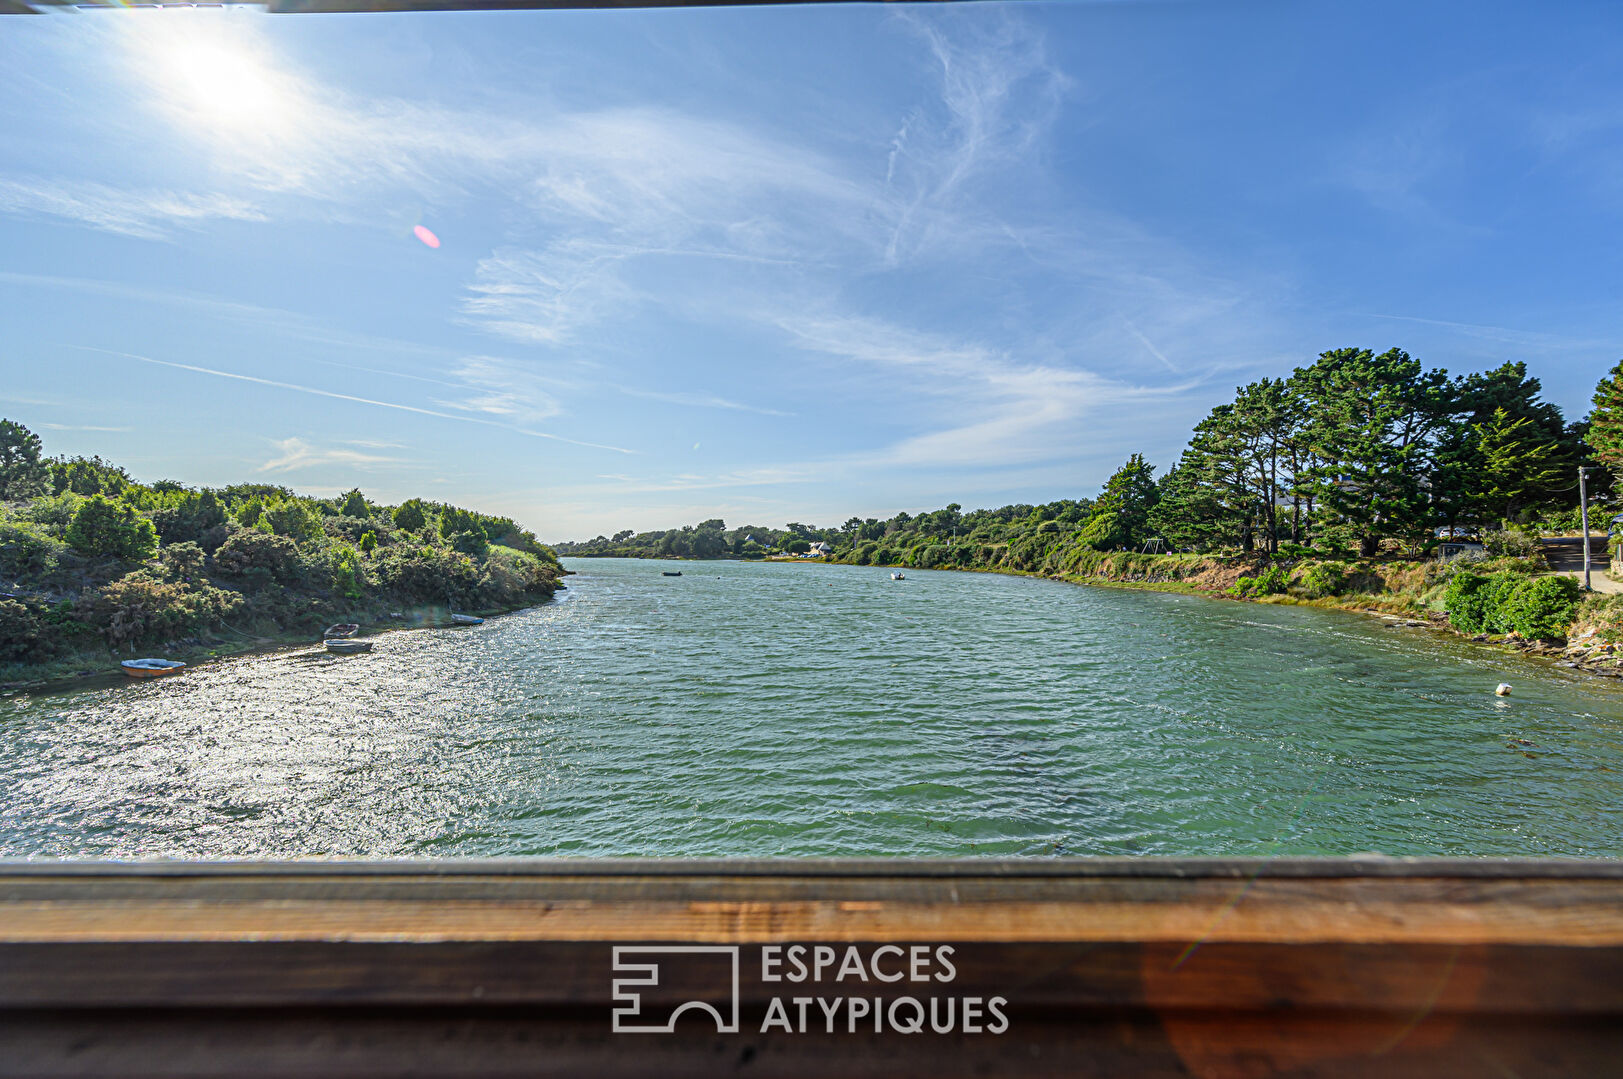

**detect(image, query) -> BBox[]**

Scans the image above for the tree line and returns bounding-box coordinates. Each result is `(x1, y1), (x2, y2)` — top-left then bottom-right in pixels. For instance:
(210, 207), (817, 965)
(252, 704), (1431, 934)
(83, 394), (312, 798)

(0, 420), (562, 667)
(559, 349), (1623, 569)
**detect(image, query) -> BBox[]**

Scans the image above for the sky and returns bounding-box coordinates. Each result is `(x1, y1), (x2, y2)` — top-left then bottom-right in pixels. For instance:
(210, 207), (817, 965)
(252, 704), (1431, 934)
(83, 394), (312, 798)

(1, 1), (1620, 542)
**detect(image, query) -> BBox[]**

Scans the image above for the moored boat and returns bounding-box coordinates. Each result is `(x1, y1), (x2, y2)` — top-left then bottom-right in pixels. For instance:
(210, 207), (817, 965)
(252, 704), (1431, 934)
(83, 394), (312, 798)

(121, 659), (186, 679)
(450, 613), (484, 625)
(322, 623), (359, 639)
(325, 639), (373, 654)
(890, 572), (905, 580)
(662, 571), (682, 577)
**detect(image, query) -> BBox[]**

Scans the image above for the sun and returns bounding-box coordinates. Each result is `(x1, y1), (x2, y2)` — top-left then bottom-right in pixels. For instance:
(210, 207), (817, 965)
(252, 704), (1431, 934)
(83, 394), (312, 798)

(128, 15), (300, 141)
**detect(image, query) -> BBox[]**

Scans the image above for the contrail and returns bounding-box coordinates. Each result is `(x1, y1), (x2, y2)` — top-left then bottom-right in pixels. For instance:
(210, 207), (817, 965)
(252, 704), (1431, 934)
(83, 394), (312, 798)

(65, 345), (635, 455)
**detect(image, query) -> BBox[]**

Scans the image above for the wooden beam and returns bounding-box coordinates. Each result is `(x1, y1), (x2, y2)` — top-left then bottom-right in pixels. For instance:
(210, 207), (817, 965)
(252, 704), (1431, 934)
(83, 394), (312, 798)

(2, 859), (1621, 1077)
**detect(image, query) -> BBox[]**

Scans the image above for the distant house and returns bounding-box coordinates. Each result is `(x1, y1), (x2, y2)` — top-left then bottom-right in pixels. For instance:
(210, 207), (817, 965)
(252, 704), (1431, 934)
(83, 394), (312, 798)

(808, 541), (833, 557)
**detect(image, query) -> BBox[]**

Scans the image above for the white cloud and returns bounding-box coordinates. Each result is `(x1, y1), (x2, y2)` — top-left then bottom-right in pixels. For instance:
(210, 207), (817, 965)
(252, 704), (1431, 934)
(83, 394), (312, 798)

(0, 177), (264, 240)
(436, 356), (563, 424)
(259, 437), (402, 475)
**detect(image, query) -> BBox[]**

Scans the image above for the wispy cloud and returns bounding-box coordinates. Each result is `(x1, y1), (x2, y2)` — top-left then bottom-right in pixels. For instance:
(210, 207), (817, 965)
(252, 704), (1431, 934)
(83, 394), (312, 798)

(436, 356), (563, 424)
(0, 177), (264, 240)
(67, 346), (634, 454)
(259, 437), (403, 474)
(37, 423), (132, 432)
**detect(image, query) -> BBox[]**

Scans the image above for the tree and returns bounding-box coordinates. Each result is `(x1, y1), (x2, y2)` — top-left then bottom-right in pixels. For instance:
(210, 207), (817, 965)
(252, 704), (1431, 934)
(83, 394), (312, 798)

(65, 494), (158, 561)
(1434, 362), (1573, 528)
(1084, 454), (1158, 550)
(1473, 407), (1564, 523)
(264, 500), (322, 543)
(691, 518), (727, 559)
(151, 489), (227, 546)
(1148, 456), (1237, 551)
(1293, 348), (1450, 557)
(782, 537), (812, 554)
(0, 419), (49, 499)
(341, 488), (369, 517)
(50, 455), (131, 497)
(393, 499), (428, 533)
(1588, 361), (1623, 483)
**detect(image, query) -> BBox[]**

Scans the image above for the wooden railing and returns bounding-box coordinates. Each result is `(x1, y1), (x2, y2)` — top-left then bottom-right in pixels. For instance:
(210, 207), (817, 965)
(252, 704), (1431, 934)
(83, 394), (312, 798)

(3, 858), (1622, 1076)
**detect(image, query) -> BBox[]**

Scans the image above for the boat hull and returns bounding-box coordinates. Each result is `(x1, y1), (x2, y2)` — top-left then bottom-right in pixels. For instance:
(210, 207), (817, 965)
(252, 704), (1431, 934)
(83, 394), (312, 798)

(121, 661), (185, 679)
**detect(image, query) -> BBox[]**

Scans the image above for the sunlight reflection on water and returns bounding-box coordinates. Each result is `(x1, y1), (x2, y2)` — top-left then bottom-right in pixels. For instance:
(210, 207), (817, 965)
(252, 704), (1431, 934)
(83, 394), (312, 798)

(5, 558), (1623, 858)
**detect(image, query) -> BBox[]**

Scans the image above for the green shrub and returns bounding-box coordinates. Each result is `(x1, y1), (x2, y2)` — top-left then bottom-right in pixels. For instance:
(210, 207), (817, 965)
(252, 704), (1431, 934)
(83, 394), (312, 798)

(21, 491), (84, 536)
(1295, 560), (1347, 599)
(1482, 529), (1539, 559)
(1444, 571), (1491, 633)
(449, 528), (490, 558)
(1480, 572), (1528, 633)
(263, 500), (323, 544)
(74, 570), (244, 649)
(329, 543), (364, 600)
(1502, 575), (1581, 639)
(64, 494), (158, 561)
(1229, 565), (1288, 598)
(0, 598), (59, 662)
(0, 520), (63, 577)
(212, 530), (301, 582)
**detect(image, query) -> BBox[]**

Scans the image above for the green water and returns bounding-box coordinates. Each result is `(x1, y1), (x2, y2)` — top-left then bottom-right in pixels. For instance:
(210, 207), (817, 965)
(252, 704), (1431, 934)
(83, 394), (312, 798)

(4, 557), (1623, 858)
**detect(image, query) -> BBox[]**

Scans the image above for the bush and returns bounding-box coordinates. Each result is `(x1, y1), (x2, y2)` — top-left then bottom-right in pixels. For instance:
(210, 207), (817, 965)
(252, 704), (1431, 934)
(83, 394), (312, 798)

(449, 528), (490, 558)
(1229, 565), (1288, 598)
(20, 491), (84, 536)
(1502, 575), (1581, 639)
(1294, 560), (1347, 599)
(1444, 571), (1492, 633)
(0, 520), (63, 578)
(75, 570), (244, 649)
(150, 490), (226, 546)
(392, 499), (428, 533)
(1446, 569), (1554, 635)
(64, 494), (158, 561)
(212, 530), (301, 582)
(1482, 529), (1540, 559)
(0, 598), (59, 663)
(263, 501), (323, 544)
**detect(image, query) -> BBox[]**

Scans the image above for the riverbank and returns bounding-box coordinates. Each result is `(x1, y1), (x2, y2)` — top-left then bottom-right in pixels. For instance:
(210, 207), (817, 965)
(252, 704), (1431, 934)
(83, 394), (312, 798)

(0, 597), (556, 695)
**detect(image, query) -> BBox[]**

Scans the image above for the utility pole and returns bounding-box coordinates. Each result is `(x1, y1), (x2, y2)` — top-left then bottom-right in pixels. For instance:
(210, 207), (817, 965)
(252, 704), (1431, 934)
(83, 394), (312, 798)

(1580, 465), (1592, 592)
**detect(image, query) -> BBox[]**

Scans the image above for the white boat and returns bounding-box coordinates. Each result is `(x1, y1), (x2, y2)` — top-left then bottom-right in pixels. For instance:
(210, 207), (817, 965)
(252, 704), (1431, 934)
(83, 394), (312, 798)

(121, 658), (186, 679)
(890, 572), (906, 580)
(450, 613), (484, 625)
(325, 639), (373, 654)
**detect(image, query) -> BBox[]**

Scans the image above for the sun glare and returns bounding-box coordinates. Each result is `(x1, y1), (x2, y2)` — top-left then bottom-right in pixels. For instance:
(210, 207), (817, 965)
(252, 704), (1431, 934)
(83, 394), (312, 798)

(129, 16), (300, 141)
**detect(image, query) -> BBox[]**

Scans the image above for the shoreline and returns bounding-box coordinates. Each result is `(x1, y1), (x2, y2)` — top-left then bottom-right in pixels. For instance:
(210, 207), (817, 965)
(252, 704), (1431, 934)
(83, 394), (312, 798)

(0, 600), (549, 697)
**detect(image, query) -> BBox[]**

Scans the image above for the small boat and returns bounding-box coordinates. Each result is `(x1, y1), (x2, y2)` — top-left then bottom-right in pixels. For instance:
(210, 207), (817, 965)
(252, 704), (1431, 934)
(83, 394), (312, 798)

(662, 571), (683, 577)
(323, 623), (359, 639)
(450, 613), (484, 625)
(121, 658), (186, 679)
(325, 639), (373, 654)
(890, 572), (906, 580)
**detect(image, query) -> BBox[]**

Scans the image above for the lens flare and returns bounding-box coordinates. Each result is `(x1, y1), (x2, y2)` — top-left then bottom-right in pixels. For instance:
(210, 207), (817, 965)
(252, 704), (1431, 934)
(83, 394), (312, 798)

(413, 225), (441, 249)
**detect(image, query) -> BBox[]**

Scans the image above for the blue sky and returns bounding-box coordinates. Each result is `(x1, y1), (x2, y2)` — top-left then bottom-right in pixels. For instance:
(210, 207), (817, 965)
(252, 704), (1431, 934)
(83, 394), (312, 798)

(1, 1), (1620, 542)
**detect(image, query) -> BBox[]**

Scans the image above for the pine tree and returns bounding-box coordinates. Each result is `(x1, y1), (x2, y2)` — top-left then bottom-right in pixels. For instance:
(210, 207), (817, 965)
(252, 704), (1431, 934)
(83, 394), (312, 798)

(1588, 361), (1623, 482)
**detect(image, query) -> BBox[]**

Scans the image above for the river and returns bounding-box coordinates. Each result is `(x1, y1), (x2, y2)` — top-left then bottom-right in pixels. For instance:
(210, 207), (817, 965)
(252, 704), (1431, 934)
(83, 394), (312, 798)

(3, 557), (1622, 858)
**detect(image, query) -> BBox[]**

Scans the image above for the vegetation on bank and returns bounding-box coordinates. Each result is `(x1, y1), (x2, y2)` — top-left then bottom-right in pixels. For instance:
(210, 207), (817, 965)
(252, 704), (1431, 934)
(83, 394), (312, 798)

(559, 349), (1623, 650)
(0, 420), (562, 681)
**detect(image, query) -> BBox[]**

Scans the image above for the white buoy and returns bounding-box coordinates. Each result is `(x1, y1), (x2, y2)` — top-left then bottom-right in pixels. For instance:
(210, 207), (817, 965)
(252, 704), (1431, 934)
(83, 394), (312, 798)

(1495, 683), (1513, 697)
